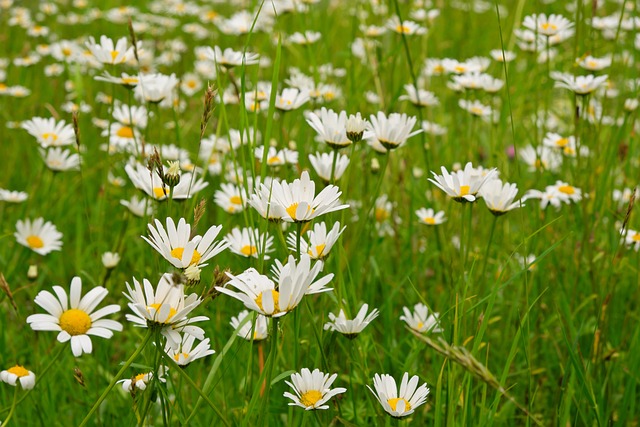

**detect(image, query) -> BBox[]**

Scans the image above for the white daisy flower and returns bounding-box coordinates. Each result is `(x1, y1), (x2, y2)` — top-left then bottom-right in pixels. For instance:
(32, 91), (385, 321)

(230, 310), (269, 341)
(125, 162), (208, 201)
(284, 368), (347, 410)
(458, 99), (492, 117)
(399, 84), (439, 107)
(214, 183), (247, 214)
(120, 195), (154, 217)
(217, 254), (333, 317)
(368, 372), (430, 418)
(123, 274), (208, 348)
(428, 162), (497, 202)
(255, 146), (299, 166)
(21, 117), (75, 147)
(26, 277), (123, 357)
(225, 227), (274, 259)
(15, 218), (63, 255)
(41, 147), (80, 172)
(552, 72), (608, 95)
(268, 171), (349, 223)
(306, 107), (350, 148)
(323, 303), (379, 338)
(118, 367), (167, 393)
(85, 35), (136, 65)
(0, 189), (28, 203)
(287, 221), (346, 260)
(366, 111), (421, 151)
(400, 303), (443, 333)
(522, 13), (573, 37)
(133, 73), (179, 104)
(415, 208), (446, 225)
(164, 335), (215, 366)
(101, 252), (120, 269)
(275, 88), (309, 111)
(308, 151), (350, 182)
(1, 366), (36, 390)
(204, 46), (260, 68)
(142, 217), (228, 269)
(479, 179), (523, 216)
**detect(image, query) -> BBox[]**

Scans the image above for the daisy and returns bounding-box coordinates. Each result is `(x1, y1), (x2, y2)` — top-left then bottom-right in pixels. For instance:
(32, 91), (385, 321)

(124, 274), (208, 348)
(26, 277), (123, 357)
(522, 13), (574, 37)
(85, 35), (136, 65)
(225, 227), (274, 259)
(248, 181), (286, 221)
(577, 55), (611, 71)
(287, 221), (345, 260)
(479, 179), (523, 216)
(216, 254), (333, 317)
(118, 368), (167, 393)
(15, 218), (62, 255)
(230, 310), (269, 341)
(306, 108), (350, 149)
(458, 99), (492, 117)
(125, 162), (209, 200)
(542, 132), (576, 151)
(102, 252), (120, 269)
(284, 368), (347, 410)
(400, 303), (443, 333)
(255, 146), (299, 166)
(552, 72), (608, 95)
(428, 162), (497, 202)
(621, 228), (640, 251)
(21, 117), (75, 147)
(120, 195), (154, 217)
(367, 112), (421, 151)
(276, 88), (309, 111)
(41, 147), (80, 172)
(386, 17), (427, 35)
(165, 335), (215, 366)
(268, 171), (349, 222)
(309, 152), (350, 182)
(399, 84), (439, 107)
(1, 366), (36, 389)
(368, 373), (430, 418)
(346, 113), (367, 142)
(289, 31), (321, 45)
(204, 46), (260, 69)
(112, 103), (148, 128)
(415, 207), (446, 225)
(133, 73), (179, 104)
(489, 49), (516, 62)
(324, 303), (379, 338)
(94, 71), (139, 88)
(0, 189), (28, 203)
(142, 217), (228, 270)
(518, 144), (562, 172)
(547, 181), (582, 204)
(214, 183), (247, 214)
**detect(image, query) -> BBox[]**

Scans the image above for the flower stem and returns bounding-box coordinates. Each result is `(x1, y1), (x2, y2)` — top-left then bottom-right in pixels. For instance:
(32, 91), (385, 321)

(480, 215), (498, 283)
(79, 329), (153, 427)
(0, 386), (19, 427)
(257, 317), (279, 425)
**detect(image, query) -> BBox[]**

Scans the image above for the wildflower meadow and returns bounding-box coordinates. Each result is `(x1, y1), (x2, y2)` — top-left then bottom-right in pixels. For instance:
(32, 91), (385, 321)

(1, 0), (639, 425)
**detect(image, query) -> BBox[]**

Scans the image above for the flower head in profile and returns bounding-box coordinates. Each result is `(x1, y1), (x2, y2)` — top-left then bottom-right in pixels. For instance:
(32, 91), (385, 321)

(15, 218), (63, 255)
(324, 303), (379, 339)
(217, 254), (333, 317)
(230, 310), (269, 341)
(306, 108), (350, 149)
(224, 227), (274, 259)
(552, 72), (608, 95)
(1, 366), (36, 390)
(415, 208), (446, 225)
(284, 368), (347, 410)
(522, 13), (574, 37)
(479, 179), (523, 216)
(400, 303), (443, 334)
(142, 217), (228, 269)
(26, 277), (123, 357)
(309, 152), (350, 182)
(287, 221), (346, 260)
(366, 112), (421, 151)
(123, 274), (208, 348)
(428, 162), (497, 203)
(118, 367), (167, 393)
(85, 35), (136, 65)
(164, 334), (215, 366)
(368, 372), (430, 418)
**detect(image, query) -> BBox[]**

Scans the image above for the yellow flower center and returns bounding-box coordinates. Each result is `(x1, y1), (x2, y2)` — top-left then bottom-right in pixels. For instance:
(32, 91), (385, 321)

(555, 138), (569, 147)
(424, 217), (436, 225)
(240, 245), (257, 256)
(110, 50), (119, 62)
(470, 107), (484, 115)
(310, 243), (326, 257)
(173, 352), (189, 362)
(134, 373), (146, 382)
(300, 390), (323, 407)
(170, 247), (202, 266)
(62, 47), (72, 56)
(42, 132), (58, 141)
(459, 185), (470, 196)
(205, 11), (217, 20)
(122, 77), (138, 85)
(395, 25), (411, 34)
(416, 322), (424, 330)
(633, 234), (640, 242)
(186, 80), (197, 88)
(375, 208), (390, 222)
(454, 65), (467, 73)
(558, 185), (575, 195)
(230, 195), (242, 205)
(116, 126), (134, 138)
(387, 397), (411, 412)
(147, 303), (177, 322)
(7, 365), (30, 377)
(267, 156), (281, 165)
(153, 187), (168, 199)
(59, 309), (92, 336)
(26, 235), (44, 249)
(255, 290), (280, 313)
(540, 22), (558, 31)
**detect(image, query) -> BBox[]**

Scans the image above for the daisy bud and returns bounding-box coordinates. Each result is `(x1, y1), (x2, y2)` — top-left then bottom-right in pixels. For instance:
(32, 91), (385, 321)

(185, 265), (201, 286)
(624, 98), (639, 112)
(102, 251), (121, 269)
(371, 157), (380, 173)
(27, 265), (38, 280)
(164, 161), (181, 187)
(346, 112), (366, 142)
